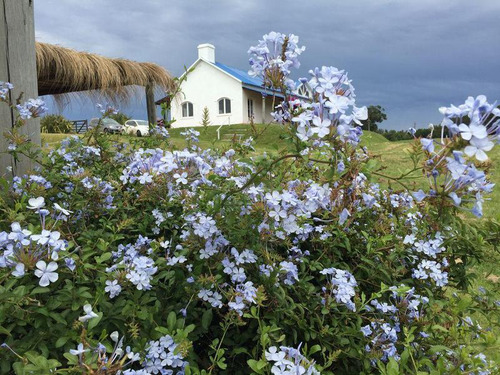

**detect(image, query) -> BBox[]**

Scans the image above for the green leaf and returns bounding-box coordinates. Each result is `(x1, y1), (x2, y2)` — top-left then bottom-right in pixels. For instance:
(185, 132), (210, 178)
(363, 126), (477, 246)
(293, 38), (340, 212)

(87, 312), (103, 330)
(428, 345), (450, 354)
(55, 337), (68, 348)
(247, 359), (267, 374)
(201, 309), (213, 330)
(309, 344), (322, 355)
(386, 358), (400, 375)
(167, 311), (177, 331)
(217, 359), (227, 370)
(12, 362), (25, 375)
(0, 325), (11, 336)
(96, 252), (112, 263)
(31, 287), (51, 294)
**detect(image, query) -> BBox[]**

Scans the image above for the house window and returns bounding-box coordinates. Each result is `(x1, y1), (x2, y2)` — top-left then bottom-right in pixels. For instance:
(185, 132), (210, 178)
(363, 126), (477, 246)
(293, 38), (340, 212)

(182, 102), (194, 117)
(218, 98), (231, 114)
(247, 99), (254, 118)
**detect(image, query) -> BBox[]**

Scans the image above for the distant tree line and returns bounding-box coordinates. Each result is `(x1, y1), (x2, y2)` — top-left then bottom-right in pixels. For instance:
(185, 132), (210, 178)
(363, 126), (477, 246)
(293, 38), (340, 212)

(363, 104), (499, 142)
(361, 105), (449, 141)
(375, 126), (449, 141)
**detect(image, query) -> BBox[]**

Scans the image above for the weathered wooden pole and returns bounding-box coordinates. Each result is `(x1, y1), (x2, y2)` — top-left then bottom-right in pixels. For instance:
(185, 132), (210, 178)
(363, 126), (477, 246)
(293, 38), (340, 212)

(0, 0), (40, 178)
(261, 95), (266, 123)
(145, 82), (156, 126)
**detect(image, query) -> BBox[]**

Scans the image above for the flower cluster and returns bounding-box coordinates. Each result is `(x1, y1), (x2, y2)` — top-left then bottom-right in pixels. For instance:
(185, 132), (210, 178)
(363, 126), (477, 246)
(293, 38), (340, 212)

(440, 95), (499, 162)
(320, 267), (357, 311)
(180, 128), (200, 144)
(106, 236), (158, 297)
(265, 345), (320, 375)
(415, 95), (499, 217)
(362, 286), (429, 363)
(68, 330), (141, 373)
(405, 232), (449, 287)
(0, 198), (69, 287)
(96, 103), (119, 117)
(149, 124), (170, 138)
(125, 335), (188, 374)
(16, 98), (48, 119)
(248, 31), (305, 87)
(0, 81), (13, 101)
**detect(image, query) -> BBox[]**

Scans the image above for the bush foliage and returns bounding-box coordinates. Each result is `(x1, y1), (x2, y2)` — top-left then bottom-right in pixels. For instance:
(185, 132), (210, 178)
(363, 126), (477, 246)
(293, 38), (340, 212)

(0, 34), (499, 375)
(40, 114), (73, 134)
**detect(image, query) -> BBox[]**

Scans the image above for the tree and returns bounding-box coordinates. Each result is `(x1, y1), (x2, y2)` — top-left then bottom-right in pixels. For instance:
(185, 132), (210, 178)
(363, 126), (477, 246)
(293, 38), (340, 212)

(361, 105), (387, 131)
(200, 106), (211, 131)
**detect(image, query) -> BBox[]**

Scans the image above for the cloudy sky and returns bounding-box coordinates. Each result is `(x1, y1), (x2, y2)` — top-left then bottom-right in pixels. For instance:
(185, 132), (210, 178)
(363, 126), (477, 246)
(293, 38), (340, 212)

(36, 0), (500, 130)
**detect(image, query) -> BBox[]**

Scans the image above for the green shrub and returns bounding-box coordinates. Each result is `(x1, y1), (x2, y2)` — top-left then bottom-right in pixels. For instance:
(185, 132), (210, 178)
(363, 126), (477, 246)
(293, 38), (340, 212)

(40, 114), (73, 134)
(0, 33), (499, 375)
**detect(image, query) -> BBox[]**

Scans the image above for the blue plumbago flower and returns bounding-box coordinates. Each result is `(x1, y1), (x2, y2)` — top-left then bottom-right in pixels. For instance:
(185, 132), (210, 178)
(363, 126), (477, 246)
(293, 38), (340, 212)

(65, 258), (76, 271)
(360, 325), (372, 337)
(339, 208), (350, 225)
(228, 296), (246, 316)
(464, 137), (494, 162)
(362, 286), (429, 363)
(320, 267), (357, 311)
(78, 304), (98, 323)
(279, 261), (299, 285)
(149, 125), (170, 138)
(439, 95), (499, 162)
(105, 280), (122, 298)
(123, 335), (188, 374)
(198, 288), (223, 308)
(96, 103), (118, 116)
(27, 196), (45, 210)
(412, 190), (427, 203)
(11, 262), (25, 277)
(16, 98), (48, 119)
(34, 261), (58, 287)
(0, 222), (67, 269)
(337, 160), (345, 173)
(69, 343), (89, 357)
(265, 345), (320, 375)
(106, 237), (157, 294)
(421, 138), (435, 153)
(180, 128), (200, 143)
(248, 31), (305, 86)
(0, 81), (13, 100)
(412, 259), (448, 286)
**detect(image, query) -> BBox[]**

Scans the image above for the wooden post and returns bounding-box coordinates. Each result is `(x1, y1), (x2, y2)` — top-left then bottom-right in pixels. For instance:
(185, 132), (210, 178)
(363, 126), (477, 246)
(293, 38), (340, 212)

(0, 0), (40, 177)
(145, 82), (156, 126)
(261, 95), (266, 123)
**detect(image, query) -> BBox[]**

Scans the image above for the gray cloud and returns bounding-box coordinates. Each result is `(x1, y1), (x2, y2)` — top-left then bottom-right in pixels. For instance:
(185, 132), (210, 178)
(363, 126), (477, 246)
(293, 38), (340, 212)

(36, 0), (500, 129)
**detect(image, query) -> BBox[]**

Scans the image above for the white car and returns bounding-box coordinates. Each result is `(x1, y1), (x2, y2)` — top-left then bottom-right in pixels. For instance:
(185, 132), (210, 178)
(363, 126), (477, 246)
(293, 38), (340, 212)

(124, 120), (150, 137)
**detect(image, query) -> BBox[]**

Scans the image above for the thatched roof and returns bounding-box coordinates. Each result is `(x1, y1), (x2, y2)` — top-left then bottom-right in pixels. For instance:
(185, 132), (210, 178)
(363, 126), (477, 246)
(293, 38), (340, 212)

(36, 42), (175, 100)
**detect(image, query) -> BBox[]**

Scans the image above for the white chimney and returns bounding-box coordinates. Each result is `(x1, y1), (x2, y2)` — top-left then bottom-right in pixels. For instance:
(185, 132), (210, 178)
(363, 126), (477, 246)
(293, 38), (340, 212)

(197, 43), (215, 63)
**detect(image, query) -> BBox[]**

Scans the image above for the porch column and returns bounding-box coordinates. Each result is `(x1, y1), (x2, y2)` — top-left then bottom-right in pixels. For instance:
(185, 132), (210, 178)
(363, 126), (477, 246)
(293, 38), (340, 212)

(146, 82), (157, 126)
(261, 95), (266, 123)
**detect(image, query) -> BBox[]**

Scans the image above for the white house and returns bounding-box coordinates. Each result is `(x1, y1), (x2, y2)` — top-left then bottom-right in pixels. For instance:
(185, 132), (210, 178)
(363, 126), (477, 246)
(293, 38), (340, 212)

(170, 44), (290, 128)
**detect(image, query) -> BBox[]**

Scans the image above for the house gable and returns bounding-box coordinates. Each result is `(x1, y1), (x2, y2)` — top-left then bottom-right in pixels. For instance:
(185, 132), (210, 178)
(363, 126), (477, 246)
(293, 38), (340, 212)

(171, 59), (244, 127)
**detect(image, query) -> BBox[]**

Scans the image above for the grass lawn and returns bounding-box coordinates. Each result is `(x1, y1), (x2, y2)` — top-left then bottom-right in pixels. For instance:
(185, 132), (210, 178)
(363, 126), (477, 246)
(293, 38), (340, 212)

(40, 125), (500, 221)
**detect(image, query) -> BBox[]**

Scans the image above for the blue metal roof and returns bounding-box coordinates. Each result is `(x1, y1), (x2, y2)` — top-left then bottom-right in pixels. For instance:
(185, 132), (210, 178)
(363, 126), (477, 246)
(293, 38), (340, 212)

(212, 61), (285, 98)
(214, 61), (263, 87)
